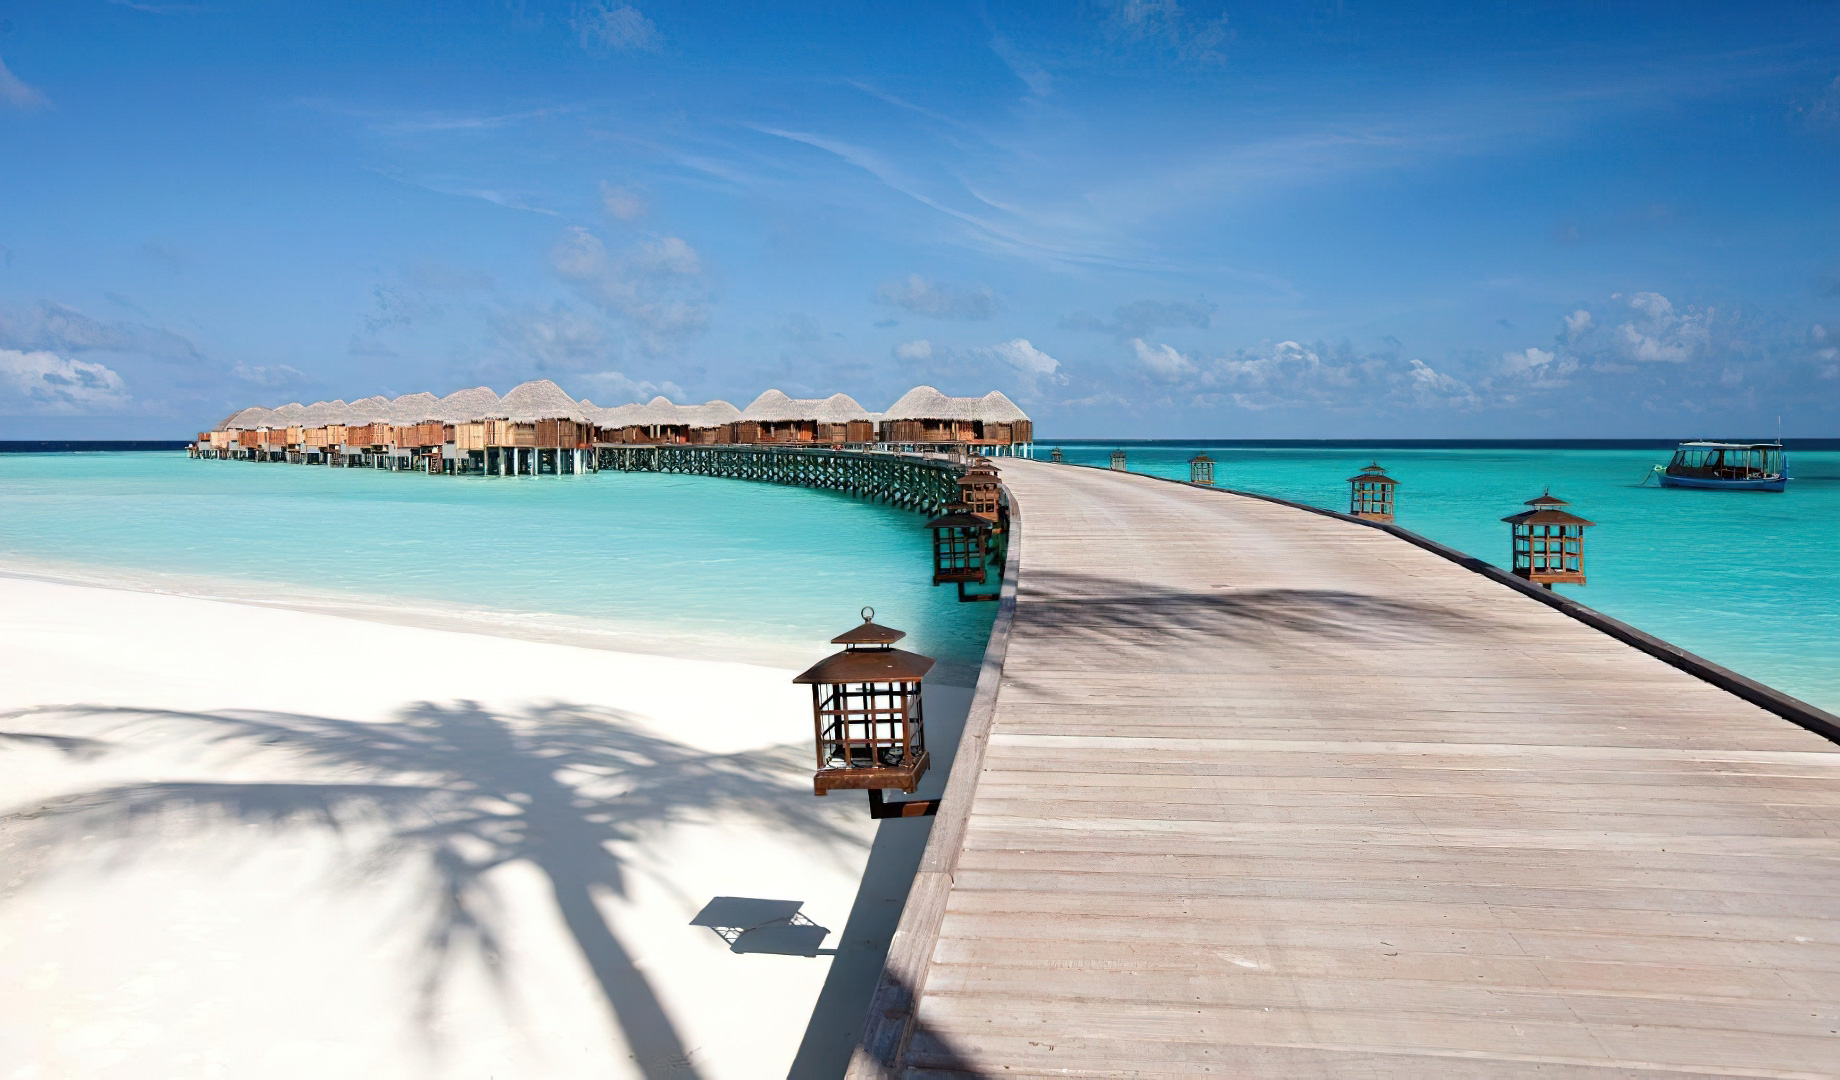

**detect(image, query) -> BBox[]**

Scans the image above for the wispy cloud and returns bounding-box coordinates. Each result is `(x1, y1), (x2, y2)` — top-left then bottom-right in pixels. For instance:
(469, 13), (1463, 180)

(0, 57), (49, 110)
(572, 2), (661, 53)
(365, 168), (560, 216)
(988, 35), (1052, 98)
(104, 0), (206, 13)
(550, 227), (709, 351)
(874, 275), (999, 320)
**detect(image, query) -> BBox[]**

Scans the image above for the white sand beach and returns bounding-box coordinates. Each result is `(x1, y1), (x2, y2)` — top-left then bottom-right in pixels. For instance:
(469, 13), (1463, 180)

(0, 576), (964, 1079)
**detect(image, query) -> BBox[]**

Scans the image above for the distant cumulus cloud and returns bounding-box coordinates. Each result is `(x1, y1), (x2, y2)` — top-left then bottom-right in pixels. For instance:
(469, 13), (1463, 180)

(576, 369), (684, 404)
(0, 57), (48, 110)
(893, 339), (932, 361)
(572, 2), (661, 52)
(1616, 291), (1710, 364)
(1131, 338), (1196, 379)
(550, 226), (709, 351)
(1564, 309), (1593, 337)
(488, 302), (611, 369)
(974, 338), (1060, 378)
(874, 275), (999, 320)
(0, 349), (130, 414)
(599, 182), (647, 221)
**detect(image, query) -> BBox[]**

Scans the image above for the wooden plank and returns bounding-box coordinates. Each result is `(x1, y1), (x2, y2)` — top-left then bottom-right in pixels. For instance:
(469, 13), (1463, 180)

(880, 459), (1840, 1077)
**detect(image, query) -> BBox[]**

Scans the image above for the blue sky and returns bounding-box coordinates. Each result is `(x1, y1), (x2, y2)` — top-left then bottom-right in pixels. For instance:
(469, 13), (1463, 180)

(1, 0), (1836, 438)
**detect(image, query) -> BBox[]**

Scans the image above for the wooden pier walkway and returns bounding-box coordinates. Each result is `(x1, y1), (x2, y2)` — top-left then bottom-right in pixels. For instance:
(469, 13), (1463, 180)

(857, 459), (1840, 1078)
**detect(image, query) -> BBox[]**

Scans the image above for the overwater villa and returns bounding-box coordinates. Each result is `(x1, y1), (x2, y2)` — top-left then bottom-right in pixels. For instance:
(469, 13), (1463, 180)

(196, 380), (1035, 472)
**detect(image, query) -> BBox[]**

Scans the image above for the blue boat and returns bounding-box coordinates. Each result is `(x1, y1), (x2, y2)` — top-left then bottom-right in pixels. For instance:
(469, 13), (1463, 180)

(1653, 441), (1788, 491)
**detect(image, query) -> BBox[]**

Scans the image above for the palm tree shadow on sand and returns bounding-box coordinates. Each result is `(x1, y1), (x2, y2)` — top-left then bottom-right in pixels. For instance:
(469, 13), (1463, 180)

(1, 700), (865, 1080)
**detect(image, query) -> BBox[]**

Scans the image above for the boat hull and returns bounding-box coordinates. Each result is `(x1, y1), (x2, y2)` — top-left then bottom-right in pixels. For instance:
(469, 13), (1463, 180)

(1658, 473), (1786, 492)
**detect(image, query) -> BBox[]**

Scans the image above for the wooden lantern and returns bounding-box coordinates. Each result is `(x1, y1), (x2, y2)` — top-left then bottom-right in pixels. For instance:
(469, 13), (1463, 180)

(1189, 452), (1215, 486)
(1502, 493), (1594, 588)
(795, 609), (934, 796)
(1348, 463), (1397, 522)
(1049, 447), (1064, 463)
(956, 461), (1002, 524)
(926, 506), (991, 587)
(1110, 449), (1127, 471)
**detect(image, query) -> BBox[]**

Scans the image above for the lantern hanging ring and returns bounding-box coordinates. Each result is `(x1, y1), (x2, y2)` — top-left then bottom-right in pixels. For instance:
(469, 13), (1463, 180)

(861, 605), (874, 622)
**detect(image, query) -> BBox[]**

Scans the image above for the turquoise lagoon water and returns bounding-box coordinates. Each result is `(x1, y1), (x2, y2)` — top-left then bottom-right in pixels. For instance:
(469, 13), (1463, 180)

(1050, 442), (1840, 713)
(0, 452), (997, 681)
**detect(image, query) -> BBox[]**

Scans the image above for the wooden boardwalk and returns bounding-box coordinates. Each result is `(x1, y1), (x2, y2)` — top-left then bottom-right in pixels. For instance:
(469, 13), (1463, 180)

(864, 459), (1840, 1078)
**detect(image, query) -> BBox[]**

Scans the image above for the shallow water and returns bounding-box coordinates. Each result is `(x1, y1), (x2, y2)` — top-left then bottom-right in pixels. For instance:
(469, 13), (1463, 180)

(1048, 442), (1840, 713)
(0, 452), (997, 681)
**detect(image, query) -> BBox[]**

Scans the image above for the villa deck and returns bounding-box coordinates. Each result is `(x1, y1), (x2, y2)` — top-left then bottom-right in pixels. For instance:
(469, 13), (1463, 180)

(857, 458), (1840, 1077)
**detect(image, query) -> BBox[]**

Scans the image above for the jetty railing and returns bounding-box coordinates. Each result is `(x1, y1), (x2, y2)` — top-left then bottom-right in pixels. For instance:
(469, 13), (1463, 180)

(598, 445), (964, 514)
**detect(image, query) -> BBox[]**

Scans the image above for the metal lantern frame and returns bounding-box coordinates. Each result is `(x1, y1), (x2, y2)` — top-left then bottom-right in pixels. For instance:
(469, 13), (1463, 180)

(1502, 493), (1594, 587)
(1189, 452), (1215, 486)
(794, 609), (935, 797)
(926, 506), (992, 586)
(1049, 447), (1065, 463)
(1347, 463), (1398, 522)
(956, 462), (1003, 524)
(1110, 449), (1127, 471)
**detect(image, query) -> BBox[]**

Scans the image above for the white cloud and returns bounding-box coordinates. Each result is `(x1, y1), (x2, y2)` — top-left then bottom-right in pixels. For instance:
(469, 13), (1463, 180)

(576, 369), (684, 403)
(1131, 338), (1195, 379)
(894, 339), (932, 361)
(642, 235), (700, 275)
(572, 3), (660, 52)
(489, 302), (610, 367)
(600, 182), (646, 221)
(0, 57), (48, 110)
(1501, 346), (1554, 374)
(1564, 309), (1592, 337)
(874, 275), (998, 320)
(0, 349), (130, 413)
(981, 338), (1060, 377)
(550, 226), (709, 349)
(230, 363), (305, 388)
(988, 36), (1052, 97)
(1616, 291), (1709, 364)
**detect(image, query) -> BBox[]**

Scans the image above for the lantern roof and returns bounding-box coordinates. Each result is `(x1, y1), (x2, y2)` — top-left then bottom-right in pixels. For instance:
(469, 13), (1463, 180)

(829, 608), (907, 646)
(1190, 451), (1214, 463)
(1502, 492), (1594, 527)
(793, 646), (936, 684)
(1347, 462), (1398, 484)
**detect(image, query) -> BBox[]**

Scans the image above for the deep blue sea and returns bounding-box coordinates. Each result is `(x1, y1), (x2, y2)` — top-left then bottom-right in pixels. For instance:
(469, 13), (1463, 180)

(0, 452), (997, 682)
(1047, 441), (1839, 712)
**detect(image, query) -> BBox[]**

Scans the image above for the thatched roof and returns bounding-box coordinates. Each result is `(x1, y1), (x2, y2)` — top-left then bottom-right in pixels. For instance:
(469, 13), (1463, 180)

(386, 392), (442, 424)
(584, 397), (742, 430)
(881, 385), (1029, 423)
(499, 380), (589, 422)
(739, 390), (873, 424)
(436, 387), (505, 422)
(216, 381), (1023, 431)
(344, 396), (393, 424)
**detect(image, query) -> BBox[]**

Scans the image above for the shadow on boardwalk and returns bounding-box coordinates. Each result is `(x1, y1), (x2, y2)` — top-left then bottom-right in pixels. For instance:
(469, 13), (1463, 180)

(1018, 569), (1485, 648)
(0, 700), (863, 1080)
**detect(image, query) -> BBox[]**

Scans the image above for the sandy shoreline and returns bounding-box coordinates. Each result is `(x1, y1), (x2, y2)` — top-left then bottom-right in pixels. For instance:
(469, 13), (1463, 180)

(0, 575), (967, 1078)
(0, 560), (985, 688)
